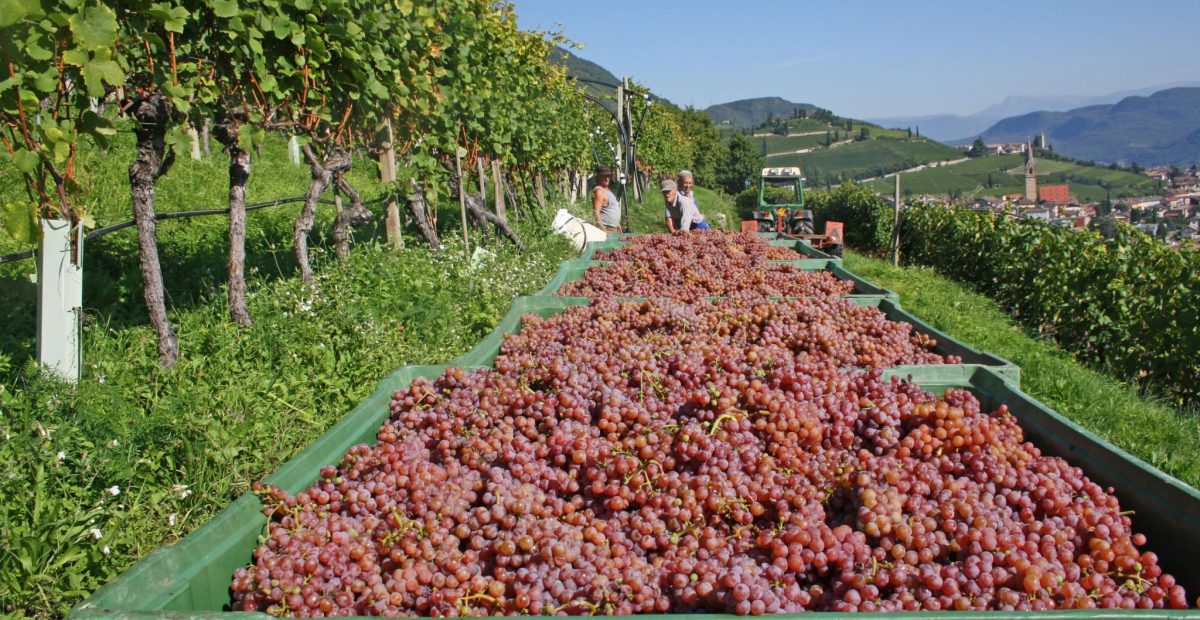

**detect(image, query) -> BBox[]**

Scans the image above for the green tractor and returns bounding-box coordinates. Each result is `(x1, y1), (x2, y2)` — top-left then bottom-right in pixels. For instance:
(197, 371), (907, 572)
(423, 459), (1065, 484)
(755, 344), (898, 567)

(741, 166), (843, 255)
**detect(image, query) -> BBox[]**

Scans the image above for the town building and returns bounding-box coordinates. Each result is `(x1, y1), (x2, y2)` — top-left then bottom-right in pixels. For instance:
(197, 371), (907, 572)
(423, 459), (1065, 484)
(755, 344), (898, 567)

(1039, 183), (1071, 203)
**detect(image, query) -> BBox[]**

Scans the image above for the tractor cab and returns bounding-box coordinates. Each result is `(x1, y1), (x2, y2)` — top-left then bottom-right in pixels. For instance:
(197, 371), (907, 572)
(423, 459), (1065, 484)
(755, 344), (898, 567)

(740, 166), (843, 256)
(743, 166), (814, 235)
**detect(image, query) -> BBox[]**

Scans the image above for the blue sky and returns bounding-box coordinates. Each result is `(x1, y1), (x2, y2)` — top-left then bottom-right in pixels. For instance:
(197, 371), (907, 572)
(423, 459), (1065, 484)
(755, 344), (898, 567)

(513, 0), (1200, 118)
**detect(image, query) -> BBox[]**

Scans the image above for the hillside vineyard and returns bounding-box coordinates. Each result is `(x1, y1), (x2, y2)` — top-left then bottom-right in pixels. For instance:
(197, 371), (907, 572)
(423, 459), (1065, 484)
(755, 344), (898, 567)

(230, 234), (1186, 615)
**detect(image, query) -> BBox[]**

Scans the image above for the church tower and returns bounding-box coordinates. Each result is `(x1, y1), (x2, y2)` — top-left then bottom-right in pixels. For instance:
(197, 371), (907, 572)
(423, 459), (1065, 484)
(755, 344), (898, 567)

(1025, 140), (1037, 202)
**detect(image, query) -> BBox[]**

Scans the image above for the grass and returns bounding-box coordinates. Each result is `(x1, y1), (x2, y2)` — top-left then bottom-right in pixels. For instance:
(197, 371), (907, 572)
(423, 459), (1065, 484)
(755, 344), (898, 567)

(844, 251), (1200, 488)
(748, 133), (828, 155)
(0, 127), (579, 617)
(861, 152), (1160, 201)
(769, 138), (963, 181)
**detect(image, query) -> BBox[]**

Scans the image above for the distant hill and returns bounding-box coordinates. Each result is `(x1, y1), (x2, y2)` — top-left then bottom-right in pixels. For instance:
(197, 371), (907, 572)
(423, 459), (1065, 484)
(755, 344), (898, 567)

(548, 47), (619, 89)
(705, 97), (818, 129)
(965, 87), (1200, 167)
(867, 81), (1200, 143)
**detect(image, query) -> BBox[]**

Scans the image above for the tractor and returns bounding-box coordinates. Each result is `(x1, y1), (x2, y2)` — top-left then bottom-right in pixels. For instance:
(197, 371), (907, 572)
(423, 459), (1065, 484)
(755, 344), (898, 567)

(740, 166), (843, 256)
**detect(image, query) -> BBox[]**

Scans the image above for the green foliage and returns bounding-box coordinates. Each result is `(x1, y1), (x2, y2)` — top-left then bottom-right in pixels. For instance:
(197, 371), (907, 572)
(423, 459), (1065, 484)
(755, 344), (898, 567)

(899, 203), (1200, 405)
(807, 183), (893, 253)
(768, 137), (961, 182)
(0, 218), (573, 617)
(967, 137), (987, 158)
(0, 0), (125, 231)
(718, 135), (763, 195)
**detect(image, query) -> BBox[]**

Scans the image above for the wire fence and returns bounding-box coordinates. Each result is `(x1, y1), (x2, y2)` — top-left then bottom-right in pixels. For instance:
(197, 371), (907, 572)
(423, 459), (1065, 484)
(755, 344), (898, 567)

(0, 193), (389, 266)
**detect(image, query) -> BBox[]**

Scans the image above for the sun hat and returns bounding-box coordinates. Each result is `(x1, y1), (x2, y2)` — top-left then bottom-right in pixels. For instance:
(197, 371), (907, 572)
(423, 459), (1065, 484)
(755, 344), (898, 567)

(660, 179), (677, 192)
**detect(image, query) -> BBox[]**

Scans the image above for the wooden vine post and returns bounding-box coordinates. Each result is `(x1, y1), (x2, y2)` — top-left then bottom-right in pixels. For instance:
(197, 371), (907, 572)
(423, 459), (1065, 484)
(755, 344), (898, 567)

(455, 146), (470, 253)
(491, 159), (506, 220)
(381, 119), (403, 249)
(892, 174), (902, 267)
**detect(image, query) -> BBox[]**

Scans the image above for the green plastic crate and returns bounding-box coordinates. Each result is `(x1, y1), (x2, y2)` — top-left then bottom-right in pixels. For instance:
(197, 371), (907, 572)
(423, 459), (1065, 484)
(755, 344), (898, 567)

(73, 365), (1200, 618)
(534, 259), (898, 304)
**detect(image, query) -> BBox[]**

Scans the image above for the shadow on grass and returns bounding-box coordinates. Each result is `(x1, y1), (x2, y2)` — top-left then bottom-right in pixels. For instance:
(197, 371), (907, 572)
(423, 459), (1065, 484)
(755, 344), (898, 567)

(0, 196), (549, 372)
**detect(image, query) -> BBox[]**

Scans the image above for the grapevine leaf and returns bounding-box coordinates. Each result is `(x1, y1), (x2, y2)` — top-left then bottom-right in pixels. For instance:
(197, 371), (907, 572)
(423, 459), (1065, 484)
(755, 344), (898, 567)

(62, 48), (90, 68)
(211, 0), (238, 18)
(3, 201), (36, 244)
(236, 123), (255, 153)
(12, 149), (39, 174)
(68, 4), (118, 50)
(0, 0), (43, 29)
(293, 0), (312, 8)
(80, 57), (123, 97)
(25, 35), (53, 61)
(150, 4), (190, 33)
(33, 68), (58, 92)
(270, 15), (292, 39)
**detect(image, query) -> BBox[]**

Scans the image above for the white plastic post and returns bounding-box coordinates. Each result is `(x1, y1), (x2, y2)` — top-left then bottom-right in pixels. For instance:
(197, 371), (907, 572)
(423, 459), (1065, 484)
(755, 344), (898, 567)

(37, 219), (83, 383)
(288, 135), (301, 165)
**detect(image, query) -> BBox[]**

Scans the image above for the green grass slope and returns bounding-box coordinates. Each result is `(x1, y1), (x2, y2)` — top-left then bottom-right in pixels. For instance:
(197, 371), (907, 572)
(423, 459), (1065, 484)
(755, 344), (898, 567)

(864, 153), (1160, 200)
(772, 138), (962, 183)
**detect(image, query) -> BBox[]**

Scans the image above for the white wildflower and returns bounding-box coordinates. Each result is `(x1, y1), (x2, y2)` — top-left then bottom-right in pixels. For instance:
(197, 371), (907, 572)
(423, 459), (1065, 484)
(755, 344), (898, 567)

(172, 484), (192, 499)
(89, 528), (103, 540)
(102, 545), (111, 555)
(97, 374), (106, 384)
(107, 439), (119, 448)
(168, 513), (177, 527)
(56, 451), (66, 462)
(106, 485), (120, 496)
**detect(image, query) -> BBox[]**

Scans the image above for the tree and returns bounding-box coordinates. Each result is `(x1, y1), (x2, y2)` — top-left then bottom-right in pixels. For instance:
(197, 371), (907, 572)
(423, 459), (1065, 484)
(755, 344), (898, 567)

(907, 127), (912, 138)
(967, 137), (987, 158)
(858, 126), (870, 141)
(719, 134), (764, 195)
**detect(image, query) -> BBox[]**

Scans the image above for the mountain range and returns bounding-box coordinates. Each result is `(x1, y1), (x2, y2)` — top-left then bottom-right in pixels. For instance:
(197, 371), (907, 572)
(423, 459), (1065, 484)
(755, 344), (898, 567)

(866, 81), (1200, 142)
(549, 49), (1200, 167)
(965, 87), (1200, 166)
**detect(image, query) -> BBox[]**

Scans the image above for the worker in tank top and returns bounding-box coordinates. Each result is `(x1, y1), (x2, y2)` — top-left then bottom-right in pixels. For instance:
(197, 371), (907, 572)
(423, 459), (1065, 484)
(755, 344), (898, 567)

(592, 164), (622, 233)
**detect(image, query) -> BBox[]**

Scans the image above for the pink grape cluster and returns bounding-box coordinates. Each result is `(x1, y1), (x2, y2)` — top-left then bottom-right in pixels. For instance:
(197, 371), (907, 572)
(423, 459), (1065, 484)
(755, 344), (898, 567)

(568, 233), (845, 301)
(594, 233), (804, 263)
(231, 293), (1185, 616)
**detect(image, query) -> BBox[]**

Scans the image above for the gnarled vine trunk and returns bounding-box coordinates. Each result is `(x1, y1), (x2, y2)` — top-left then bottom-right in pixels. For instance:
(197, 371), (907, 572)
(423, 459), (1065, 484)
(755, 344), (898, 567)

(332, 172), (373, 262)
(465, 192), (525, 252)
(214, 109), (252, 326)
(406, 179), (441, 251)
(127, 94), (179, 368)
(296, 145), (351, 290)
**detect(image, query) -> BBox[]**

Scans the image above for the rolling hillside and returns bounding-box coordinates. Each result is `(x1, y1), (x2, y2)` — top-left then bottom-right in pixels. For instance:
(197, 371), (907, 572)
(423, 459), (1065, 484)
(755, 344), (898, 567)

(863, 153), (1159, 201)
(705, 97), (818, 128)
(964, 87), (1200, 167)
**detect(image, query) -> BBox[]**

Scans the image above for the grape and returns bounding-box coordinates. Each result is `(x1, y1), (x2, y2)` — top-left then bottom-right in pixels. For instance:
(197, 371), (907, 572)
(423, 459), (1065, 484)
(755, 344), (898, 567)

(566, 232), (854, 301)
(231, 234), (1186, 616)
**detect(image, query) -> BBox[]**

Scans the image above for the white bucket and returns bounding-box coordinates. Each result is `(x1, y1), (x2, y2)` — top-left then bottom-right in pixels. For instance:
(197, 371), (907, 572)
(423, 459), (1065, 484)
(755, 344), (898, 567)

(550, 209), (606, 252)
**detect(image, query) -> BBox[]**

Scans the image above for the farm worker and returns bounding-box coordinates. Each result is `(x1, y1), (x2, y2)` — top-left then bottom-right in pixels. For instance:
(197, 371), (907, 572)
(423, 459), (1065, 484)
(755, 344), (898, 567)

(675, 170), (710, 230)
(662, 177), (709, 232)
(592, 164), (623, 233)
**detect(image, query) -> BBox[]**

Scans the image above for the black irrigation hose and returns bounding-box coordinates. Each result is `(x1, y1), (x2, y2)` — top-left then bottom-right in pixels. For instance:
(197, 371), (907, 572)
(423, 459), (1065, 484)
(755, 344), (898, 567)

(0, 193), (390, 265)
